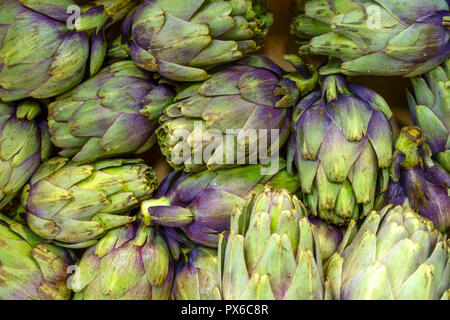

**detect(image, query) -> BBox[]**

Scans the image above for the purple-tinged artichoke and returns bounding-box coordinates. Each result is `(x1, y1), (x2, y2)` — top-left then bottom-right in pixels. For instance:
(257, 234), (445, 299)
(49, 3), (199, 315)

(71, 221), (174, 300)
(288, 75), (395, 226)
(48, 60), (175, 164)
(407, 58), (449, 171)
(291, 0), (450, 77)
(157, 54), (318, 172)
(377, 126), (449, 233)
(22, 157), (157, 248)
(173, 247), (221, 300)
(0, 213), (75, 300)
(0, 100), (51, 210)
(326, 205), (449, 300)
(123, 0), (273, 82)
(140, 158), (301, 247)
(217, 187), (325, 300)
(0, 0), (136, 102)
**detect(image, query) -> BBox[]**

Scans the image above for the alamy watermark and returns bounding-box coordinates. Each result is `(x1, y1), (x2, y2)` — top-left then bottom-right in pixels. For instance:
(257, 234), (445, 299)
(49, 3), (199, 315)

(367, 5), (382, 29)
(66, 5), (81, 30)
(168, 121), (282, 175)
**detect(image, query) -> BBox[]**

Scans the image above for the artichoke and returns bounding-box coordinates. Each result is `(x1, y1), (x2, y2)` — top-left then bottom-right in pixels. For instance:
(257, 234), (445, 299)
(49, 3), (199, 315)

(407, 58), (450, 171)
(377, 126), (450, 233)
(140, 158), (301, 247)
(22, 157), (157, 248)
(288, 75), (394, 225)
(157, 54), (317, 172)
(123, 0), (273, 82)
(172, 214), (344, 300)
(326, 205), (450, 300)
(0, 0), (136, 102)
(48, 60), (175, 164)
(217, 187), (325, 300)
(71, 221), (174, 300)
(173, 247), (221, 300)
(291, 0), (450, 77)
(0, 213), (75, 300)
(0, 100), (51, 210)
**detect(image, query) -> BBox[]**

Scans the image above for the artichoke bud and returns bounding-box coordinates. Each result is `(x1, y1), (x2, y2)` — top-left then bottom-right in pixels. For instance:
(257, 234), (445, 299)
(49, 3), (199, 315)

(47, 61), (175, 163)
(23, 158), (157, 247)
(124, 0), (273, 82)
(327, 205), (449, 300)
(0, 213), (75, 300)
(219, 187), (328, 300)
(72, 222), (174, 300)
(291, 0), (450, 77)
(173, 247), (221, 300)
(0, 101), (51, 210)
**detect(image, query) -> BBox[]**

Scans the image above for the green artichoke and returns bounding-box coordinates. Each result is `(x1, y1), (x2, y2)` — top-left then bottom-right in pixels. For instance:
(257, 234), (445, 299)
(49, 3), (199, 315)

(0, 100), (51, 210)
(157, 54), (317, 172)
(22, 157), (157, 248)
(173, 247), (221, 300)
(71, 221), (174, 300)
(172, 211), (345, 300)
(217, 187), (326, 300)
(326, 205), (450, 300)
(407, 58), (450, 171)
(291, 0), (450, 77)
(0, 213), (75, 300)
(288, 75), (394, 225)
(0, 0), (136, 101)
(123, 0), (273, 81)
(48, 60), (175, 163)
(140, 158), (301, 247)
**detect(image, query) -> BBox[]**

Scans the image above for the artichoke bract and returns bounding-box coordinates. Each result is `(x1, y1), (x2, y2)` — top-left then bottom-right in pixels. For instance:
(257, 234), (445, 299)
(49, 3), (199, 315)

(407, 58), (450, 171)
(157, 54), (317, 172)
(140, 158), (301, 247)
(48, 60), (175, 163)
(173, 247), (221, 300)
(0, 213), (75, 300)
(377, 126), (450, 233)
(291, 0), (450, 77)
(71, 221), (174, 300)
(217, 188), (325, 300)
(0, 0), (136, 102)
(308, 217), (344, 262)
(288, 75), (394, 225)
(0, 100), (51, 210)
(22, 157), (157, 248)
(123, 0), (273, 82)
(326, 205), (450, 300)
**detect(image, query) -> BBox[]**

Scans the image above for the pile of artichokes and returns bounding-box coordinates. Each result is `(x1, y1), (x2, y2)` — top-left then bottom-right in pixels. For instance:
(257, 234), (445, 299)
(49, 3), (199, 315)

(0, 0), (448, 301)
